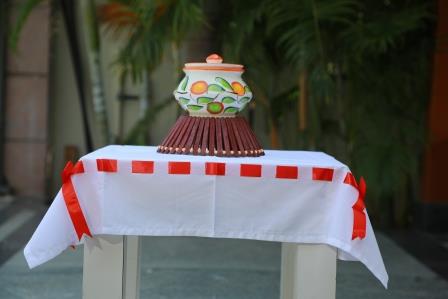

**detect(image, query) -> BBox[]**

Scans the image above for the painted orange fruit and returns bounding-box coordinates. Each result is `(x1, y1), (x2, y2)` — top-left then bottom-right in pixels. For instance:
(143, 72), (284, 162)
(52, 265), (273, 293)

(190, 81), (208, 95)
(231, 82), (245, 96)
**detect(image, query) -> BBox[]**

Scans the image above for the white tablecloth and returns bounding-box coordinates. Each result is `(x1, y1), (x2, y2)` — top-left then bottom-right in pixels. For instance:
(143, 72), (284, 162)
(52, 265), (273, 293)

(24, 145), (388, 287)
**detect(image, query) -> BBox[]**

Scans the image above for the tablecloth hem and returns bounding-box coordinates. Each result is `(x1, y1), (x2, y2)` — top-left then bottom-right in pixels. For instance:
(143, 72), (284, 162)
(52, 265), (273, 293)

(24, 243), (75, 269)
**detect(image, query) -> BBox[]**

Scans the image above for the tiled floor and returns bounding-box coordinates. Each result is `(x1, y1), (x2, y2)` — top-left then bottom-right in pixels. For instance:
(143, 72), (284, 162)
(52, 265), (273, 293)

(1, 197), (448, 298)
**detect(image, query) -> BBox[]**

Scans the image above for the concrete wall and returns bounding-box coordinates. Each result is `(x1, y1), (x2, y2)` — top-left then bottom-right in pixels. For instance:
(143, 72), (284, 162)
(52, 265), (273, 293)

(4, 1), (50, 198)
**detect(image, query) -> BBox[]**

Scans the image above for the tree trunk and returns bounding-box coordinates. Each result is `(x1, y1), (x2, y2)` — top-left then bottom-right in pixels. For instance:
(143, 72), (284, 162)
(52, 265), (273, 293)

(140, 69), (151, 144)
(270, 117), (280, 149)
(84, 0), (111, 145)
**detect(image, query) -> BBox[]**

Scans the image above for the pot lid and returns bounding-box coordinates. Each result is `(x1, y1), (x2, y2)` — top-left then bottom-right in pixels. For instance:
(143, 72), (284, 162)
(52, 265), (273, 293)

(184, 54), (244, 72)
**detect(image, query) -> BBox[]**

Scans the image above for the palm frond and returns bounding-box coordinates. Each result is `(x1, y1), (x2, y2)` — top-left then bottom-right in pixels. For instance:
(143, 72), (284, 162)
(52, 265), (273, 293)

(9, 0), (44, 50)
(342, 4), (431, 55)
(266, 0), (358, 67)
(99, 0), (204, 82)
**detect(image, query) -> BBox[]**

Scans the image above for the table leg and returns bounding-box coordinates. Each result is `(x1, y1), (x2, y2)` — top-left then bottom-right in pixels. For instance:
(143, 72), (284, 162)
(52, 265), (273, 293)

(83, 235), (141, 299)
(123, 236), (141, 299)
(280, 243), (337, 299)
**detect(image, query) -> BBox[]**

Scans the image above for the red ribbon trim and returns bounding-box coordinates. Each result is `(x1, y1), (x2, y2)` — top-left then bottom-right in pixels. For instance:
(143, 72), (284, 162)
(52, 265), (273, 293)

(61, 161), (92, 240)
(96, 159), (118, 172)
(240, 164), (262, 177)
(275, 166), (298, 179)
(205, 162), (226, 176)
(168, 162), (191, 174)
(344, 173), (367, 240)
(343, 172), (358, 188)
(312, 167), (334, 181)
(132, 161), (154, 174)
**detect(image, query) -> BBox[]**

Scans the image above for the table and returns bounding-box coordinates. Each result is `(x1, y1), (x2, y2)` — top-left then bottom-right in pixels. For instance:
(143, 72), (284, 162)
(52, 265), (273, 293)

(24, 145), (388, 298)
(82, 236), (337, 299)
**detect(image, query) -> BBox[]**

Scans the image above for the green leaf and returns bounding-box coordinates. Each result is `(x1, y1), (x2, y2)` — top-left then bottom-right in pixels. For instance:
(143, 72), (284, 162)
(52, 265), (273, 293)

(224, 107), (239, 113)
(178, 97), (190, 105)
(244, 86), (252, 93)
(222, 97), (236, 104)
(187, 105), (204, 111)
(180, 76), (189, 91)
(215, 77), (233, 91)
(208, 84), (225, 92)
(197, 97), (214, 104)
(238, 97), (250, 104)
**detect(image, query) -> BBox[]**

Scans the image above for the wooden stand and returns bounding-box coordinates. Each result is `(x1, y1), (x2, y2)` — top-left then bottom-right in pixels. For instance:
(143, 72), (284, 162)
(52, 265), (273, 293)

(158, 115), (264, 157)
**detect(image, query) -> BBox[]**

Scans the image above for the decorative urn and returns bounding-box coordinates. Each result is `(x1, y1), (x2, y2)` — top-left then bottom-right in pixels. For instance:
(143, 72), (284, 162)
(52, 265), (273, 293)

(157, 54), (264, 157)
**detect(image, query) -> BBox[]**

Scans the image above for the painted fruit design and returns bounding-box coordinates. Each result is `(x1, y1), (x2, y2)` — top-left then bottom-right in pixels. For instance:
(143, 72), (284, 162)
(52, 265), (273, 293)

(190, 81), (208, 95)
(207, 102), (224, 114)
(175, 74), (252, 115)
(231, 82), (245, 96)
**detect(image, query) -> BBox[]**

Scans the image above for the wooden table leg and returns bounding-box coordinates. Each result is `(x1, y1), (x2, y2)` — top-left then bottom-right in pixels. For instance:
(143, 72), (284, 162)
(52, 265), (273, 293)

(280, 243), (337, 299)
(83, 235), (141, 299)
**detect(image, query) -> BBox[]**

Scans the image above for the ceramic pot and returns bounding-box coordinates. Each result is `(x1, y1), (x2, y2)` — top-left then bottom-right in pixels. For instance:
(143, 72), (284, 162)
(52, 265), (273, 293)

(173, 54), (253, 117)
(159, 54), (264, 157)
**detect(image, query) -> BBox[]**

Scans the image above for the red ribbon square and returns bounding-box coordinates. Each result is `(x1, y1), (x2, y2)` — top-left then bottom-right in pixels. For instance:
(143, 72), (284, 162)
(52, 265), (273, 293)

(97, 159), (117, 172)
(132, 161), (154, 174)
(168, 162), (191, 175)
(240, 164), (262, 177)
(312, 167), (334, 181)
(205, 162), (226, 176)
(276, 166), (298, 179)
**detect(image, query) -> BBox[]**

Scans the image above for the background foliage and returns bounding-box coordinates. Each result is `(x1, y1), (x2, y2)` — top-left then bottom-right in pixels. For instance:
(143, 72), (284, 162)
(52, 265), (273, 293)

(12, 0), (435, 227)
(217, 0), (434, 226)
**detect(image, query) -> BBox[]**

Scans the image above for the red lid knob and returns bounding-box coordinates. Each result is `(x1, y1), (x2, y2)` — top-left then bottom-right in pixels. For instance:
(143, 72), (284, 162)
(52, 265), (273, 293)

(206, 54), (223, 64)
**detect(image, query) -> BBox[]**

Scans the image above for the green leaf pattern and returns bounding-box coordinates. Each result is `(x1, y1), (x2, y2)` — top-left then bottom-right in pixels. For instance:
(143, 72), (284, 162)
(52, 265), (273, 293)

(178, 97), (189, 105)
(197, 97), (214, 104)
(175, 76), (252, 114)
(222, 97), (236, 104)
(208, 84), (225, 92)
(215, 77), (233, 91)
(224, 107), (239, 113)
(187, 105), (203, 111)
(179, 76), (189, 91)
(238, 97), (250, 104)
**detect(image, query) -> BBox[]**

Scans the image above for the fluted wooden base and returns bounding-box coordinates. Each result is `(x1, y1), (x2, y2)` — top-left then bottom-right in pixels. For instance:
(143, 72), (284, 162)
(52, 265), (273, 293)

(157, 115), (264, 157)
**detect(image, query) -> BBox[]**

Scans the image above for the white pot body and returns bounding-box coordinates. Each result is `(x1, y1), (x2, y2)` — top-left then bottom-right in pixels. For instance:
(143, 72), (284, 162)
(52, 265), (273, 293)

(173, 67), (253, 117)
